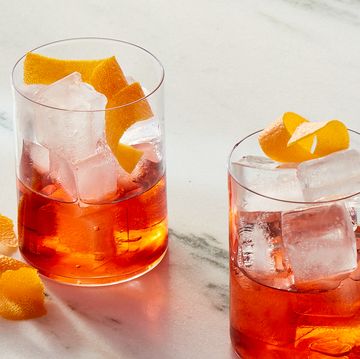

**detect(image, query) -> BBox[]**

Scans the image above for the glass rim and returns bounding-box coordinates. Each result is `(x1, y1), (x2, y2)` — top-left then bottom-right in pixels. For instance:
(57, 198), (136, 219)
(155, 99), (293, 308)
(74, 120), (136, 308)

(11, 37), (165, 113)
(228, 128), (360, 205)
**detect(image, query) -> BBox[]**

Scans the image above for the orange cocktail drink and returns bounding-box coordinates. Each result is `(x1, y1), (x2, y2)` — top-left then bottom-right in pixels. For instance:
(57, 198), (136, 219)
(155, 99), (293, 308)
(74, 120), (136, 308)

(12, 38), (167, 285)
(229, 113), (360, 358)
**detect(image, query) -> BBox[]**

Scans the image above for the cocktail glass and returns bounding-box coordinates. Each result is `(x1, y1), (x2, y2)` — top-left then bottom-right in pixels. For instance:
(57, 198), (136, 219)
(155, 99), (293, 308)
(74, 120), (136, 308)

(228, 130), (360, 358)
(12, 38), (167, 286)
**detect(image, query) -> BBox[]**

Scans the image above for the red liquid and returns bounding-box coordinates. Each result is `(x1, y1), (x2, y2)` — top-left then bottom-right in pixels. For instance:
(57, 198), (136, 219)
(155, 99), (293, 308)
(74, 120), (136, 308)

(18, 156), (168, 285)
(230, 266), (360, 359)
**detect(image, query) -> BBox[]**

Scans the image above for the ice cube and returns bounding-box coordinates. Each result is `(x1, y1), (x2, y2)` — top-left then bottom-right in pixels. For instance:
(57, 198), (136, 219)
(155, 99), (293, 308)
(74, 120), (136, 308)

(15, 85), (48, 146)
(282, 203), (357, 290)
(132, 159), (163, 191)
(80, 206), (117, 261)
(297, 149), (360, 201)
(294, 277), (360, 317)
(232, 270), (298, 346)
(25, 140), (49, 173)
(36, 72), (106, 111)
(233, 155), (279, 170)
(133, 141), (161, 163)
(19, 141), (50, 191)
(74, 144), (120, 203)
(49, 151), (77, 201)
(231, 156), (304, 211)
(34, 72), (107, 162)
(235, 211), (293, 290)
(53, 203), (116, 258)
(19, 84), (45, 99)
(120, 117), (159, 144)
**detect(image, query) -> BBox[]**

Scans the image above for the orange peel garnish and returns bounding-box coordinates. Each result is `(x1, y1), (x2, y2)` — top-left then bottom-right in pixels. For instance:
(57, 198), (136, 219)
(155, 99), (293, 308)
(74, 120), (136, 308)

(106, 82), (153, 172)
(24, 52), (107, 85)
(0, 255), (46, 320)
(259, 112), (311, 162)
(116, 143), (144, 173)
(259, 112), (349, 162)
(0, 215), (18, 256)
(90, 56), (128, 99)
(288, 120), (349, 157)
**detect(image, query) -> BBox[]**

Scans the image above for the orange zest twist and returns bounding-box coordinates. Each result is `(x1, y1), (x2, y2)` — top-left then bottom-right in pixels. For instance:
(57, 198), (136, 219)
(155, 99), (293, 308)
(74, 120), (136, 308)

(0, 255), (46, 320)
(259, 112), (349, 162)
(0, 214), (18, 256)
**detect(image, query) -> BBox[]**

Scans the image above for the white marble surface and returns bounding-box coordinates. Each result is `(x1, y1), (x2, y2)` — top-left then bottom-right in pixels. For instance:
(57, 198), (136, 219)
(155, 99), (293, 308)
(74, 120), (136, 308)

(1, 0), (360, 358)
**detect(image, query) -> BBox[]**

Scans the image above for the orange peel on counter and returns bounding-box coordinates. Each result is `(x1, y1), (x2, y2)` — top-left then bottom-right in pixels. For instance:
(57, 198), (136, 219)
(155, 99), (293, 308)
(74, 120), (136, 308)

(259, 112), (349, 162)
(0, 214), (18, 256)
(0, 255), (46, 320)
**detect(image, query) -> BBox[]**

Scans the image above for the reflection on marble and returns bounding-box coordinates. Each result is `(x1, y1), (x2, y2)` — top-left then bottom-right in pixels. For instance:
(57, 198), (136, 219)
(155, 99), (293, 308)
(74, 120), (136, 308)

(42, 254), (172, 358)
(0, 235), (230, 359)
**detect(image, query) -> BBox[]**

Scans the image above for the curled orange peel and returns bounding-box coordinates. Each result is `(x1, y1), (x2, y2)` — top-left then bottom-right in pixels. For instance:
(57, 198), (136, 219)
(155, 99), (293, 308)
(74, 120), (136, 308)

(288, 120), (349, 157)
(116, 143), (144, 173)
(259, 112), (349, 162)
(0, 256), (46, 320)
(24, 52), (106, 85)
(89, 56), (128, 99)
(0, 215), (18, 256)
(105, 82), (153, 172)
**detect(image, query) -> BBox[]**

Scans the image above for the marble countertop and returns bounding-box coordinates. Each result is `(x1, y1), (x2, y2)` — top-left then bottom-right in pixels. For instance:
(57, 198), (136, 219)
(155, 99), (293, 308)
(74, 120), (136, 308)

(1, 0), (360, 358)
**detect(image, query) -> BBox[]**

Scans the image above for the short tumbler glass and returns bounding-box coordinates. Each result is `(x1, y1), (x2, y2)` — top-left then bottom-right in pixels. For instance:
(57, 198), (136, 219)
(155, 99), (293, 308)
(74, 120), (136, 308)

(12, 38), (167, 286)
(228, 130), (360, 358)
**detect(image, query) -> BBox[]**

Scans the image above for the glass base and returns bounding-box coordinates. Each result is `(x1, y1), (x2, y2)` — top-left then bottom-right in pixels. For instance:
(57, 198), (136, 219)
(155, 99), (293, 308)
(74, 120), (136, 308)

(22, 247), (168, 287)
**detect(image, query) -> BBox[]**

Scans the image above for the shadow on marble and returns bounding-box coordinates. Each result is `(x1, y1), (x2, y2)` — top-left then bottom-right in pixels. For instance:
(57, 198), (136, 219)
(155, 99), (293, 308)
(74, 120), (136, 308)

(34, 253), (171, 358)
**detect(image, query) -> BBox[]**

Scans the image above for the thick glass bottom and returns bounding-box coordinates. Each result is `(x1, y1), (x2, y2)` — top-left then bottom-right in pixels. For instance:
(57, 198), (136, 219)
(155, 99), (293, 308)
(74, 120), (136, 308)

(22, 246), (168, 286)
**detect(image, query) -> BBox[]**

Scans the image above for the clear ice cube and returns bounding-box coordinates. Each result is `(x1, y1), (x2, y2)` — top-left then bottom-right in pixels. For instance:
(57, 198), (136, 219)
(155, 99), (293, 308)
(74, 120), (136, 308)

(132, 159), (162, 191)
(19, 84), (45, 99)
(19, 141), (50, 190)
(15, 85), (45, 143)
(120, 117), (159, 144)
(282, 203), (357, 290)
(231, 156), (304, 212)
(133, 141), (161, 163)
(294, 278), (360, 317)
(34, 72), (107, 162)
(49, 150), (77, 201)
(297, 149), (360, 201)
(236, 211), (293, 289)
(74, 144), (120, 203)
(25, 140), (49, 174)
(233, 155), (279, 170)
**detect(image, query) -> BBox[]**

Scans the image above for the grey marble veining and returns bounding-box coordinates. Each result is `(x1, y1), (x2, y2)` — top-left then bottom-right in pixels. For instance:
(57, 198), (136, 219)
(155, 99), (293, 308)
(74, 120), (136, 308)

(282, 0), (360, 24)
(0, 111), (12, 131)
(169, 229), (228, 271)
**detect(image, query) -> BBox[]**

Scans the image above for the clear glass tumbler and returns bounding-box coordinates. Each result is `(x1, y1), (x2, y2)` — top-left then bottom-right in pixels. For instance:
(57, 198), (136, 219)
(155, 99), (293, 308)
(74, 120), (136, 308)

(12, 38), (167, 286)
(228, 130), (360, 358)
